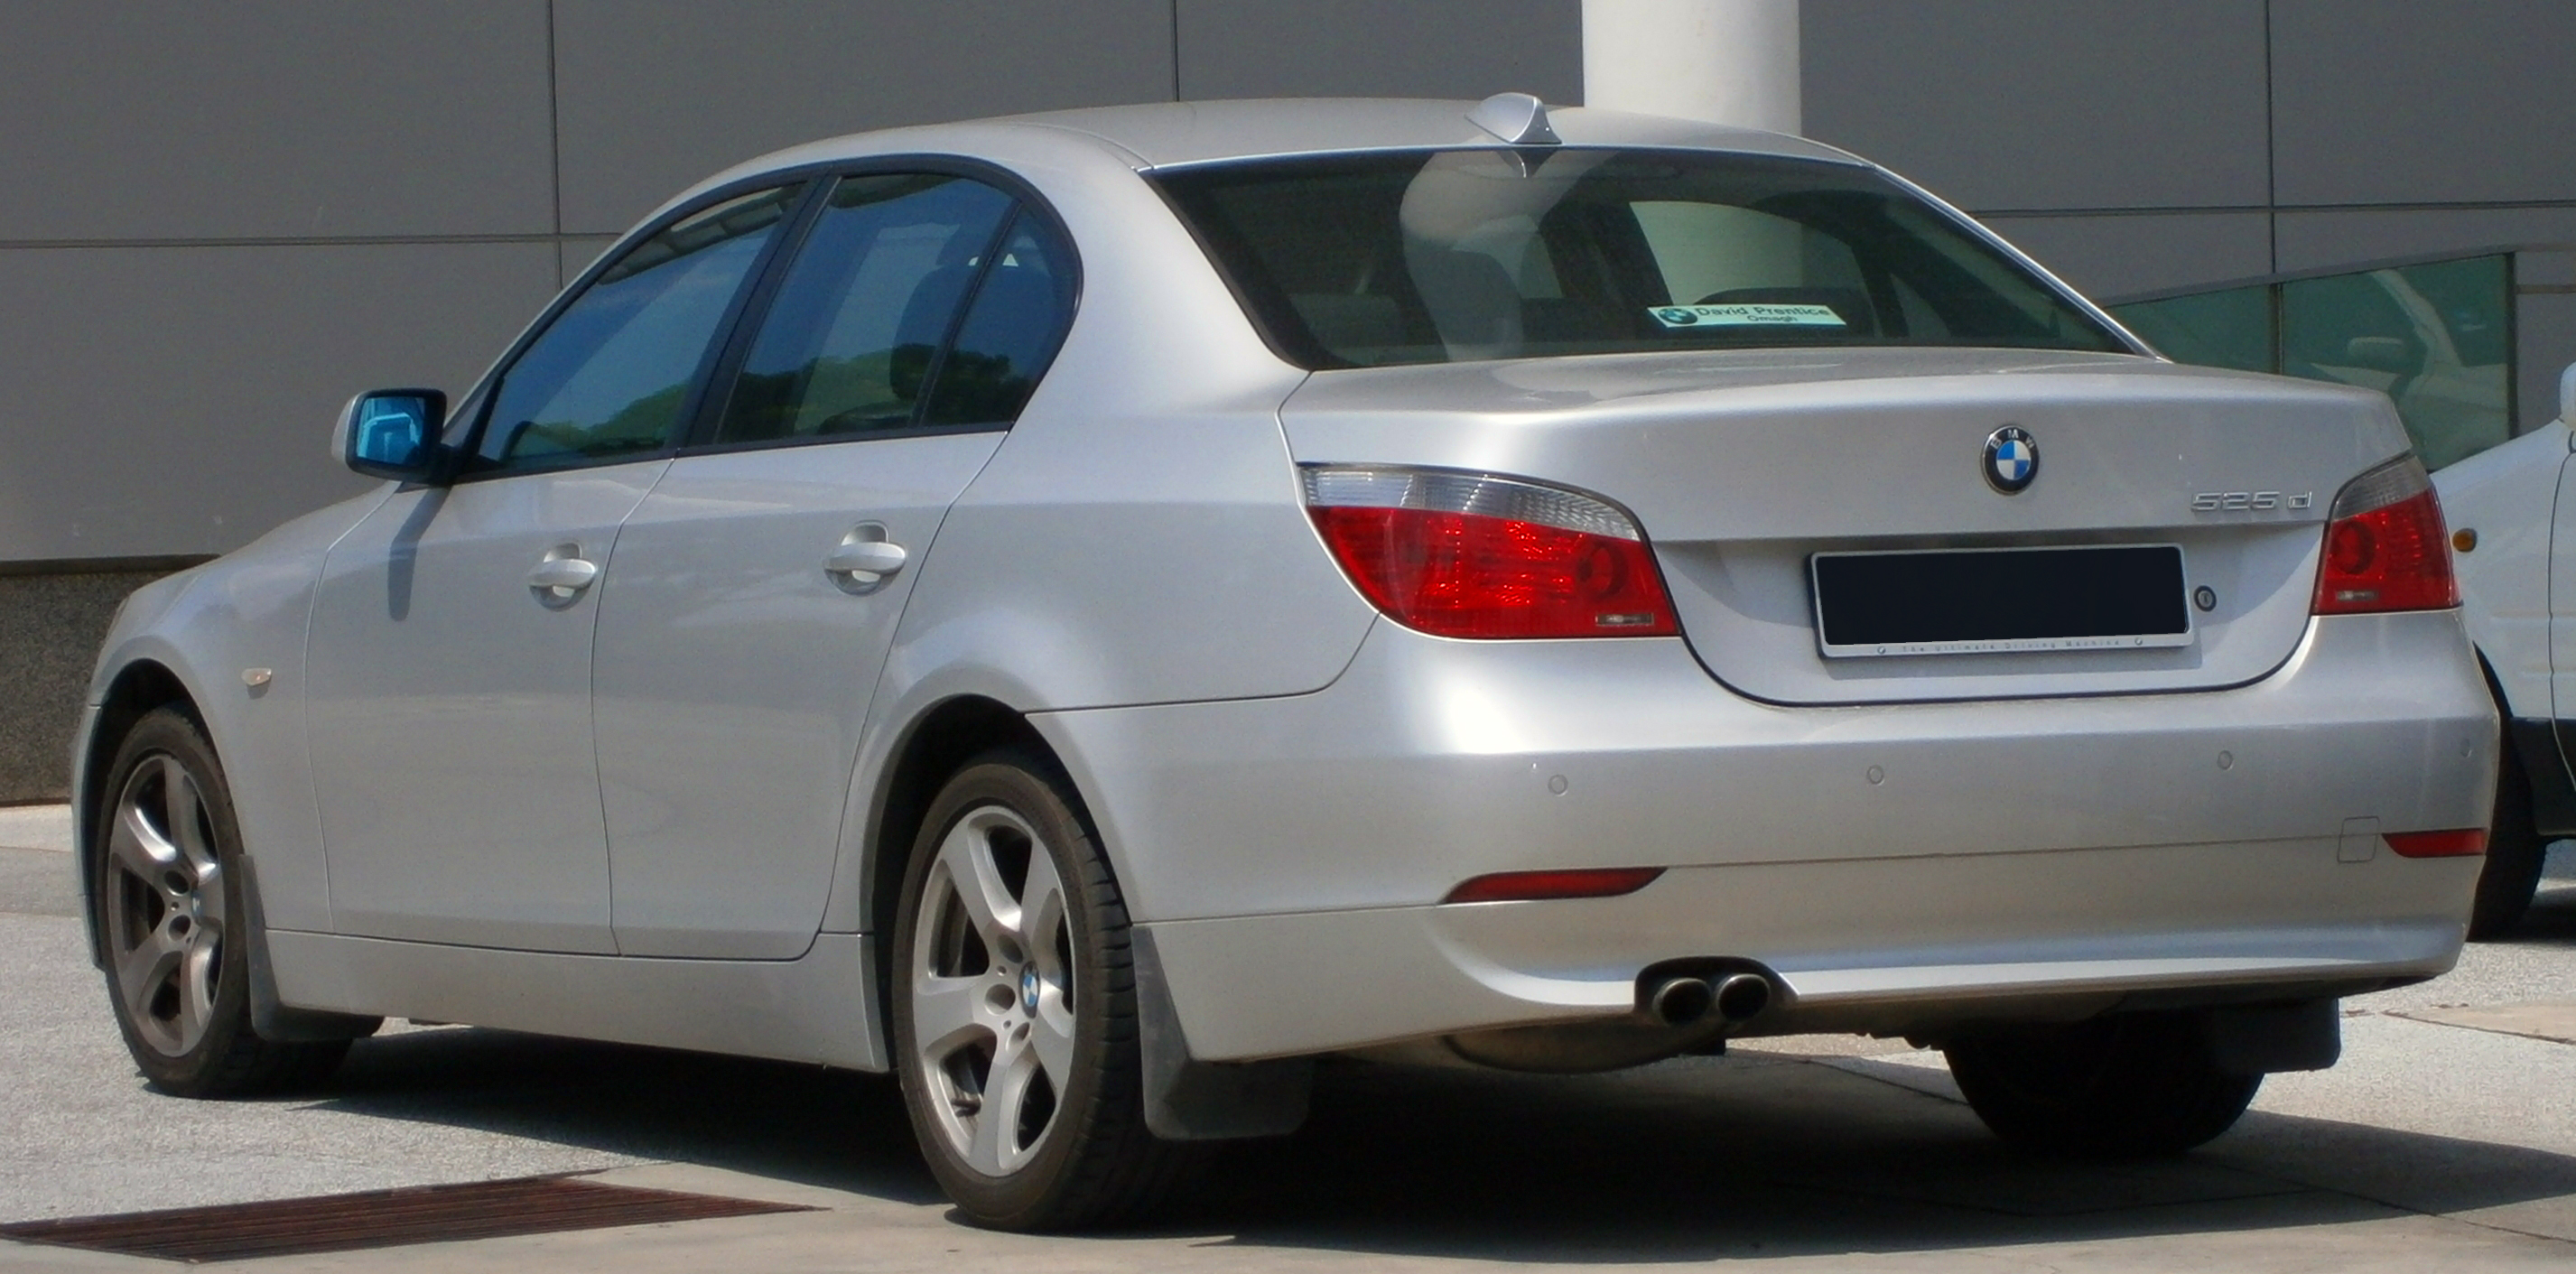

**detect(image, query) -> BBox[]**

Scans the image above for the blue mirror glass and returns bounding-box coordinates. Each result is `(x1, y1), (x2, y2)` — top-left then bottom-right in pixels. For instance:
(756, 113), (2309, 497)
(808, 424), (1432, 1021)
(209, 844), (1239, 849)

(353, 395), (431, 469)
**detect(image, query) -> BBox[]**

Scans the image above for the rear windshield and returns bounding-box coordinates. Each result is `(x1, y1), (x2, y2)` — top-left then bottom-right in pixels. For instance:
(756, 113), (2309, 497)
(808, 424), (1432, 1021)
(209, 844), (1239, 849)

(1153, 149), (2130, 368)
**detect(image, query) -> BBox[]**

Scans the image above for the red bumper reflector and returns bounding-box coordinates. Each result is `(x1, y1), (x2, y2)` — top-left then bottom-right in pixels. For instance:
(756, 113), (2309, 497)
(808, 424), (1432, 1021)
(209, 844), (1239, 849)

(1443, 867), (1665, 904)
(2382, 829), (2487, 858)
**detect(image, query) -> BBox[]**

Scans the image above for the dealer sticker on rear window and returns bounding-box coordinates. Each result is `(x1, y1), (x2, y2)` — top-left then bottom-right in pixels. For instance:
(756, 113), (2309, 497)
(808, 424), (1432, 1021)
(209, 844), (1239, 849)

(1648, 302), (1846, 330)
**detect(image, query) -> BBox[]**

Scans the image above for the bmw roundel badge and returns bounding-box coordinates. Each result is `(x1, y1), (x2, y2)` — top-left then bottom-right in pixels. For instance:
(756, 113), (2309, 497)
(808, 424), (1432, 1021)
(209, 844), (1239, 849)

(1983, 425), (2038, 494)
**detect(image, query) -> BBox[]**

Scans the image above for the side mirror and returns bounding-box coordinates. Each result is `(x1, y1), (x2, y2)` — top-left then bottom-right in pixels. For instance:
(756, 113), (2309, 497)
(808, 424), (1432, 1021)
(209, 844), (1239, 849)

(2562, 360), (2574, 426)
(2341, 335), (2416, 375)
(332, 389), (447, 482)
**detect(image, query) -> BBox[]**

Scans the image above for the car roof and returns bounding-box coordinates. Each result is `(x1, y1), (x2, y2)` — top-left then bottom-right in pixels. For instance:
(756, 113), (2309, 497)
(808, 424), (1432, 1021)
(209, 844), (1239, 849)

(993, 98), (1866, 170)
(703, 98), (1865, 189)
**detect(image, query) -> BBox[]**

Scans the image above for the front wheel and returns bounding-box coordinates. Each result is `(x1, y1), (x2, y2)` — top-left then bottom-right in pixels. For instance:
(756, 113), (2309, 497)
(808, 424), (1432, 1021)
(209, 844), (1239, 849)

(1945, 1012), (2261, 1157)
(890, 751), (1188, 1230)
(93, 707), (351, 1096)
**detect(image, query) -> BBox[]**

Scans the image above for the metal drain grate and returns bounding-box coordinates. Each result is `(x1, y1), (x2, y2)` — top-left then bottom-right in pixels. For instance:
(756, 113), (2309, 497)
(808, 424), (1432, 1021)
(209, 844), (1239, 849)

(0, 1174), (816, 1263)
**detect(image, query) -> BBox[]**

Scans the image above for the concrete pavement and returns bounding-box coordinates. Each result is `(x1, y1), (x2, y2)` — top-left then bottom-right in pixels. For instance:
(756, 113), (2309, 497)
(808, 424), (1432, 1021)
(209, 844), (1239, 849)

(3, 803), (2572, 1270)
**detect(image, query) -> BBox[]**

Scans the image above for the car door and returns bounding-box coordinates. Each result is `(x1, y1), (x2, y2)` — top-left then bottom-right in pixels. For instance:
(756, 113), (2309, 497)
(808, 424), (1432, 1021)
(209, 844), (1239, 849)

(593, 172), (1076, 958)
(303, 183), (807, 953)
(2551, 447), (2576, 755)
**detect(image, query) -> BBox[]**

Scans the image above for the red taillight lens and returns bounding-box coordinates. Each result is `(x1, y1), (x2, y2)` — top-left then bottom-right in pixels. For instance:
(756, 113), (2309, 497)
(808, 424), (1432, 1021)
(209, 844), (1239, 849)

(2383, 829), (2487, 858)
(1443, 867), (1665, 904)
(2312, 456), (2458, 614)
(1304, 467), (1679, 638)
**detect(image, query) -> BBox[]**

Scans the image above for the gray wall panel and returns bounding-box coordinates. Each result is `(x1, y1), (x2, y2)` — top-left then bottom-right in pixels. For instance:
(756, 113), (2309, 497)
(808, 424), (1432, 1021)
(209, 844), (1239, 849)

(1176, 0), (1580, 103)
(0, 243), (559, 561)
(0, 1), (553, 242)
(553, 0), (1175, 236)
(1803, 0), (2268, 213)
(2272, 0), (2576, 207)
(2274, 207), (2576, 274)
(1983, 212), (2274, 302)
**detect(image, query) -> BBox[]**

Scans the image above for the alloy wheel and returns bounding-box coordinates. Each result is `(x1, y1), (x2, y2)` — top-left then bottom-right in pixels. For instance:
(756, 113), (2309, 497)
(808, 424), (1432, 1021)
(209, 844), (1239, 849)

(103, 753), (227, 1056)
(907, 803), (1077, 1176)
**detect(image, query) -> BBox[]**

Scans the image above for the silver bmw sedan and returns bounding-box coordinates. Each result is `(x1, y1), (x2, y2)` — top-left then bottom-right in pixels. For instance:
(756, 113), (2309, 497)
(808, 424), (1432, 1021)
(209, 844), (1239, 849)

(74, 96), (2494, 1230)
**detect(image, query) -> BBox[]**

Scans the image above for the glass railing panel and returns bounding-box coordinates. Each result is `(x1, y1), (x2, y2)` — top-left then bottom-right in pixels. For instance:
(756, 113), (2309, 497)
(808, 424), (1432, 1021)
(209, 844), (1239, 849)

(2108, 285), (2273, 374)
(2283, 256), (2511, 470)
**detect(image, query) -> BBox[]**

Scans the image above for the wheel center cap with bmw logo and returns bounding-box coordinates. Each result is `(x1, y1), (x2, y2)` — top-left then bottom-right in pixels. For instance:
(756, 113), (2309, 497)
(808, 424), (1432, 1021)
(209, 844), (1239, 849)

(1984, 426), (2038, 494)
(1021, 967), (1041, 1013)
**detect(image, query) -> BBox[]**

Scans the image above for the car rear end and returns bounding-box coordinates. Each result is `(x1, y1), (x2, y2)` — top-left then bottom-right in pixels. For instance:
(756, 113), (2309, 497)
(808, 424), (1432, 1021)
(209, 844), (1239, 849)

(1046, 131), (2494, 1068)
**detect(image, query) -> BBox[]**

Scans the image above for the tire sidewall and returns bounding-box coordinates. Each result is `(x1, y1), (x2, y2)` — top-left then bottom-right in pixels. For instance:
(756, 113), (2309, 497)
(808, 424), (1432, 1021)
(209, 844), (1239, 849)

(2470, 737), (2547, 939)
(890, 755), (1122, 1224)
(93, 708), (260, 1093)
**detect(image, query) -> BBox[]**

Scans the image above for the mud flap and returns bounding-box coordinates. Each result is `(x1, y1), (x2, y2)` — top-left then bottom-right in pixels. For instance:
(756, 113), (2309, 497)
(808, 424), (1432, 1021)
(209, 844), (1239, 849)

(238, 857), (384, 1043)
(1131, 925), (1311, 1140)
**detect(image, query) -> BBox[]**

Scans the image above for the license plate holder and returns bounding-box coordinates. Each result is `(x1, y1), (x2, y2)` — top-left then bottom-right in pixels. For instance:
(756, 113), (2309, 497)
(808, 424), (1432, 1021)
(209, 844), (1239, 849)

(1811, 544), (2193, 658)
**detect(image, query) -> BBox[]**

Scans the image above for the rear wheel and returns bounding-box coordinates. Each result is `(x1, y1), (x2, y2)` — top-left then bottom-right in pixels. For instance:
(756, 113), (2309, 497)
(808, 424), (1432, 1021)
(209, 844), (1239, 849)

(1945, 1012), (2261, 1157)
(890, 751), (1187, 1230)
(2469, 740), (2546, 940)
(93, 707), (350, 1096)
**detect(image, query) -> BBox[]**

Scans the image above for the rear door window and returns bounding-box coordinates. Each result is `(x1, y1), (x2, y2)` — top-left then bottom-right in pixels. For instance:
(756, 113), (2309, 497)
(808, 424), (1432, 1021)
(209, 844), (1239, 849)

(712, 172), (1068, 445)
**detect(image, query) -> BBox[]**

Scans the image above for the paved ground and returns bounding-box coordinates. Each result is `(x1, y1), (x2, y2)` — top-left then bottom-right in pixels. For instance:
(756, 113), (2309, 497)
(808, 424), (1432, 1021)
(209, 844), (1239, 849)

(4, 804), (2573, 1271)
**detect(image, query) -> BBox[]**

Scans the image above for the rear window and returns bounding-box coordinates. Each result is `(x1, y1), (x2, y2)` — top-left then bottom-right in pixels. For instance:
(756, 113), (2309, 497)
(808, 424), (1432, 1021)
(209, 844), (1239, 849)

(1153, 149), (2128, 368)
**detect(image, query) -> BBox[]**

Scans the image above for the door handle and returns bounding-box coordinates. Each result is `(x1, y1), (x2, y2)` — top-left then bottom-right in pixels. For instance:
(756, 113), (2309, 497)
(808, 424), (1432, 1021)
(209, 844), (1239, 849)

(825, 525), (907, 593)
(527, 550), (600, 606)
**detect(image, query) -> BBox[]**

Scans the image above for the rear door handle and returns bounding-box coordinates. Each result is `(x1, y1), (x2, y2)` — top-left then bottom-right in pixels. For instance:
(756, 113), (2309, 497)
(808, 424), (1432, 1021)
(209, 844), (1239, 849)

(527, 550), (600, 606)
(825, 526), (907, 593)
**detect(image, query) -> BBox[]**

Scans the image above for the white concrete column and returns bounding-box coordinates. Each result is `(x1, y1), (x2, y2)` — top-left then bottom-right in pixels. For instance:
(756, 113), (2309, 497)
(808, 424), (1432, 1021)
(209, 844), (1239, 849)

(1582, 0), (1800, 135)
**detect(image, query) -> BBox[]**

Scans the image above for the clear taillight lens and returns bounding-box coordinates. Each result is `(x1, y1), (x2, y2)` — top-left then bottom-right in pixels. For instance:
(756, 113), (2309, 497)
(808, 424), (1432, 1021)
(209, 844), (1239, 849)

(1302, 466), (1679, 638)
(2312, 455), (2458, 615)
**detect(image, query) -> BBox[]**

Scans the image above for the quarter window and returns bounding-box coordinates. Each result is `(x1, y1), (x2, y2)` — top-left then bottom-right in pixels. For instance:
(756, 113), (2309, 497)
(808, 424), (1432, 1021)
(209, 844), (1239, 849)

(475, 185), (802, 472)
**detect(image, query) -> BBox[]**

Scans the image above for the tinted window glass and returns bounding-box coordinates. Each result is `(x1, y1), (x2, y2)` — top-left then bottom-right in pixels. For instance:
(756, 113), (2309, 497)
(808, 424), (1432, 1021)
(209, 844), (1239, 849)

(479, 185), (799, 471)
(924, 214), (1074, 426)
(1154, 150), (2126, 368)
(715, 174), (1014, 444)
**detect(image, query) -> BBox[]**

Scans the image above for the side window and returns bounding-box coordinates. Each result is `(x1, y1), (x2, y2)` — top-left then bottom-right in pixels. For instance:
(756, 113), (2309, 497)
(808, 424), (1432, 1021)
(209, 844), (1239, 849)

(924, 213), (1075, 426)
(714, 174), (1015, 444)
(476, 185), (802, 473)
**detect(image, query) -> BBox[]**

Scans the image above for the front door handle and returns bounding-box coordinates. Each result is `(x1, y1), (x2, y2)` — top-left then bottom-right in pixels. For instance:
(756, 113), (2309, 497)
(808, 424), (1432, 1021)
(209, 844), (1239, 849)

(825, 525), (907, 593)
(527, 549), (600, 606)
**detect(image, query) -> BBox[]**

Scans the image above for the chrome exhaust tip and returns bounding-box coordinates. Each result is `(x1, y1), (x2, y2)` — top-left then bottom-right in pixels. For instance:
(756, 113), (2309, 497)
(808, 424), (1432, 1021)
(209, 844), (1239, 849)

(1710, 972), (1772, 1024)
(1647, 975), (1717, 1026)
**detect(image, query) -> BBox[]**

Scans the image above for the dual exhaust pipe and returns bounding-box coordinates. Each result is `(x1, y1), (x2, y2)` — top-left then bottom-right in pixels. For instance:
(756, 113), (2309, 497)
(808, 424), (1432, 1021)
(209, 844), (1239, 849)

(1645, 970), (1772, 1028)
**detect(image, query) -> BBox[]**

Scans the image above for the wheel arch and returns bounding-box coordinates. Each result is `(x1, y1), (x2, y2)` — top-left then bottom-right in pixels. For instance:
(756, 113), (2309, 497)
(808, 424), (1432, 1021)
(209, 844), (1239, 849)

(77, 658), (203, 967)
(858, 694), (1073, 1032)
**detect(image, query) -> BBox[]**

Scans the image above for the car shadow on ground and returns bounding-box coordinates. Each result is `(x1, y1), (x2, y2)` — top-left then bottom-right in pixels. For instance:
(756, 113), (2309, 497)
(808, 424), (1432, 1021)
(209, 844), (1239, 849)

(298, 1020), (2576, 1263)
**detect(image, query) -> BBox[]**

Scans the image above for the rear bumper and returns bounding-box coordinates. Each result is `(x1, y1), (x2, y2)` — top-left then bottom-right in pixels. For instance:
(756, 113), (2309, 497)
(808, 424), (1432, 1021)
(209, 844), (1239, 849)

(1038, 609), (2493, 1060)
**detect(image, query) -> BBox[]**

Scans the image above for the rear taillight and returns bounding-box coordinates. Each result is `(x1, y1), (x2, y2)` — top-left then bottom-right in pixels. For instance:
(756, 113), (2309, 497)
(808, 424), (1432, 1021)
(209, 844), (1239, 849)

(2312, 455), (2458, 615)
(1302, 466), (1679, 638)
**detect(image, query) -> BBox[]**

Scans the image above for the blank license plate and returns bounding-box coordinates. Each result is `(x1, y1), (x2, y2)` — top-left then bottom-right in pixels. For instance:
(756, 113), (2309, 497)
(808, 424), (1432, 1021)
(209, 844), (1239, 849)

(1811, 544), (2191, 658)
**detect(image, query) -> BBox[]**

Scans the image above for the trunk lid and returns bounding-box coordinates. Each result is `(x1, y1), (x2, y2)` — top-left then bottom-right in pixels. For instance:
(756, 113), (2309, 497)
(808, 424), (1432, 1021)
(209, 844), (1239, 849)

(1279, 348), (2413, 705)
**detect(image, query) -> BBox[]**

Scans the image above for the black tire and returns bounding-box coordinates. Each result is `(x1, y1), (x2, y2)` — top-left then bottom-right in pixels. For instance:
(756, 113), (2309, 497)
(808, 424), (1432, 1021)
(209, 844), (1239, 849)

(92, 707), (351, 1096)
(2469, 740), (2546, 940)
(889, 749), (1191, 1230)
(1944, 1011), (2261, 1157)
